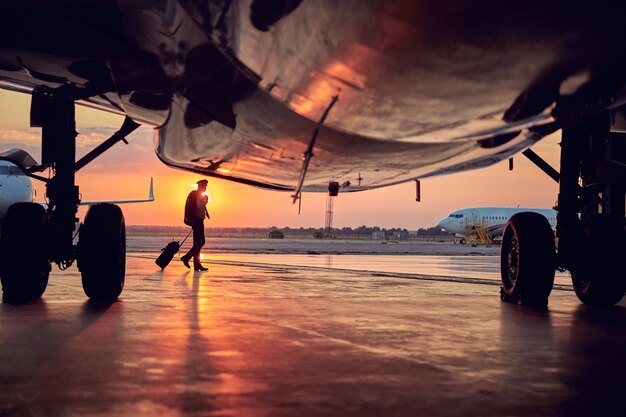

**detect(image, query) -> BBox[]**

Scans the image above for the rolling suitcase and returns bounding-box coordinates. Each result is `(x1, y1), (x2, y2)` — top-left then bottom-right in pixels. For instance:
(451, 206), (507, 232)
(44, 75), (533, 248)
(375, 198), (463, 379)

(155, 229), (192, 270)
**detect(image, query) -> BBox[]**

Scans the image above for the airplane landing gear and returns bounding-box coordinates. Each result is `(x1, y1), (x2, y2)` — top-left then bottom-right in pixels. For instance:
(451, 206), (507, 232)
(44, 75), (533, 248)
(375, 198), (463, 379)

(500, 212), (555, 307)
(78, 203), (126, 301)
(571, 215), (626, 305)
(559, 113), (626, 306)
(0, 203), (50, 303)
(0, 89), (138, 304)
(501, 110), (626, 307)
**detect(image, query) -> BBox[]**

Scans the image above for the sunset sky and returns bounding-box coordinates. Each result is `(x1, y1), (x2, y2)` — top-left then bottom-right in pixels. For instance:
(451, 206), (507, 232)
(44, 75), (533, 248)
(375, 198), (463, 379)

(0, 89), (561, 229)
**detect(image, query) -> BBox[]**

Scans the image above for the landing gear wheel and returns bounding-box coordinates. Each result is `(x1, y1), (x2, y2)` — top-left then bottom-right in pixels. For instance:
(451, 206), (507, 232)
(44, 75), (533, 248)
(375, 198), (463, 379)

(500, 212), (555, 307)
(571, 215), (626, 306)
(459, 238), (466, 245)
(0, 203), (50, 303)
(78, 203), (126, 302)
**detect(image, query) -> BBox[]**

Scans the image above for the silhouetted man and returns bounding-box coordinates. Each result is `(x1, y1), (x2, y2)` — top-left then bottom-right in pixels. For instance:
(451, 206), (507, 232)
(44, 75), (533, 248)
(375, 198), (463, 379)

(181, 179), (210, 271)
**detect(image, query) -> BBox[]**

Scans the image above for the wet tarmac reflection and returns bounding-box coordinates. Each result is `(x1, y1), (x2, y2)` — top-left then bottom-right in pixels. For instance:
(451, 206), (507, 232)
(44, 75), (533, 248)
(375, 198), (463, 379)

(0, 256), (624, 416)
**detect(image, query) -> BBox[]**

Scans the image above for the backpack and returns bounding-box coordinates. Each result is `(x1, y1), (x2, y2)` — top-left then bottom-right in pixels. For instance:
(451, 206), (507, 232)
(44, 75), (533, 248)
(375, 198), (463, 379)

(184, 190), (197, 226)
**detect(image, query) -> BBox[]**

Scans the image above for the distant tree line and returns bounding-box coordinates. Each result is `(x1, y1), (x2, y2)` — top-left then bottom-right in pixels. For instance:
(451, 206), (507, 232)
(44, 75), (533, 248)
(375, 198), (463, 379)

(126, 225), (427, 239)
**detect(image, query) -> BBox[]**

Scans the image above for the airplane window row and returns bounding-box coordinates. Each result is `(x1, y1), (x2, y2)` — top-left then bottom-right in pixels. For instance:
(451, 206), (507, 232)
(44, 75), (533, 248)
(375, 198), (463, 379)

(0, 166), (25, 176)
(482, 215), (556, 222)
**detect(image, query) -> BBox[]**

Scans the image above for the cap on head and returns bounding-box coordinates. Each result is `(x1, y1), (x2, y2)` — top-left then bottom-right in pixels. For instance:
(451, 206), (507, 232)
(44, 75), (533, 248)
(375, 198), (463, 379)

(197, 179), (208, 186)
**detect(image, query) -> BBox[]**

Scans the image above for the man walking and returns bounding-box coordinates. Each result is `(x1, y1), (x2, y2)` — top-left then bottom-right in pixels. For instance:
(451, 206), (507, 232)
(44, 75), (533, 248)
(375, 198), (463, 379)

(181, 179), (210, 271)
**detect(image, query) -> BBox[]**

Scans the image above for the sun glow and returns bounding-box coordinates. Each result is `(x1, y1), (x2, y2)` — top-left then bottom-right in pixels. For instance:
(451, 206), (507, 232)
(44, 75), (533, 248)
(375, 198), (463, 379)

(188, 183), (213, 203)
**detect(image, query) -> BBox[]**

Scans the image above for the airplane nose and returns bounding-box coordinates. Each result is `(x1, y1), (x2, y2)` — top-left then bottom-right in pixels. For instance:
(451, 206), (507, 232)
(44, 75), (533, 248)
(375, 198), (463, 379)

(437, 218), (449, 230)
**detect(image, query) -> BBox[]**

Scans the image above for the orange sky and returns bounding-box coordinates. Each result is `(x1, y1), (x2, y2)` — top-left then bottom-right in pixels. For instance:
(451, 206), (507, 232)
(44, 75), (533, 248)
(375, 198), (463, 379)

(0, 89), (560, 229)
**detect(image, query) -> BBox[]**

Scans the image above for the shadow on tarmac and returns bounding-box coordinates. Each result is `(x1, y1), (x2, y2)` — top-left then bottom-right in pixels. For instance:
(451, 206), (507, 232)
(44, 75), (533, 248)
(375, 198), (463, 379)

(554, 304), (626, 417)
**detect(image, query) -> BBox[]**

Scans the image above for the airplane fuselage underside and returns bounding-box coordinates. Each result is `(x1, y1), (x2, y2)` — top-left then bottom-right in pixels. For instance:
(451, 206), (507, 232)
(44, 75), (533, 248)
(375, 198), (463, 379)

(2, 1), (626, 192)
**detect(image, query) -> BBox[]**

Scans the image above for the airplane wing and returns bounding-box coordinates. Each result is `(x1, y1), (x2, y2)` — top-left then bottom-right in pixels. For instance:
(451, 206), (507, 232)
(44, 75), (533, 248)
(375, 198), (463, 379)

(2, 1), (626, 193)
(0, 149), (155, 207)
(78, 178), (155, 206)
(36, 178), (155, 210)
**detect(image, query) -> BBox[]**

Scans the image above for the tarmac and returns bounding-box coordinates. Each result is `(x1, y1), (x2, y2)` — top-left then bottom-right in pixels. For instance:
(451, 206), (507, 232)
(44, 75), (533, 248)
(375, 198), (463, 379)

(127, 236), (502, 256)
(1, 254), (626, 417)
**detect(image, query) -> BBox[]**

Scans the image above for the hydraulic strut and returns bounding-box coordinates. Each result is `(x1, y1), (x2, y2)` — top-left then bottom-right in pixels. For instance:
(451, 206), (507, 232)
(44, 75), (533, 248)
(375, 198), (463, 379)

(31, 90), (79, 266)
(556, 121), (587, 270)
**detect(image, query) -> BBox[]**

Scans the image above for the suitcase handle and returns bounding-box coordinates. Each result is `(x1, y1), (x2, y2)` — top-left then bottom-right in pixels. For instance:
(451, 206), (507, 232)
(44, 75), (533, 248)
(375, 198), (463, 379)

(180, 229), (193, 247)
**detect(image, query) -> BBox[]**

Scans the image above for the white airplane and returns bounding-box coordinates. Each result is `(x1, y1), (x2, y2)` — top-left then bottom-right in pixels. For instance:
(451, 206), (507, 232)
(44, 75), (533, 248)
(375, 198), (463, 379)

(437, 207), (557, 244)
(0, 1), (625, 307)
(0, 159), (33, 219)
(0, 153), (154, 220)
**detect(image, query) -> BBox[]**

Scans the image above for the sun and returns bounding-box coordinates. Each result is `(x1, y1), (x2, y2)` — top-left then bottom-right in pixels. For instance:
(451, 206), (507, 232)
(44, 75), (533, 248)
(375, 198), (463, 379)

(188, 183), (213, 203)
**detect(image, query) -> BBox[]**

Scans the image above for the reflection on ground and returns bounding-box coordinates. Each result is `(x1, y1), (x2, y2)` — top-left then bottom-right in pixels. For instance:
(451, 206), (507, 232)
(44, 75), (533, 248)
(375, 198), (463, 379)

(0, 256), (624, 416)
(202, 253), (572, 283)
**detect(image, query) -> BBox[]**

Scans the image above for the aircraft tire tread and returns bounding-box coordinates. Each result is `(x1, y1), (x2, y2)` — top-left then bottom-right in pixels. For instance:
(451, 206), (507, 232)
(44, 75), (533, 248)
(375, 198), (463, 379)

(78, 203), (126, 302)
(500, 212), (555, 307)
(571, 214), (626, 306)
(0, 202), (50, 304)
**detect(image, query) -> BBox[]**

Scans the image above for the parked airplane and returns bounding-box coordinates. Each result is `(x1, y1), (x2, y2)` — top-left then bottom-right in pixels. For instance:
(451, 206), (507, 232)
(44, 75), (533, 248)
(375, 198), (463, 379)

(0, 1), (625, 307)
(437, 207), (557, 244)
(0, 159), (33, 220)
(0, 152), (154, 220)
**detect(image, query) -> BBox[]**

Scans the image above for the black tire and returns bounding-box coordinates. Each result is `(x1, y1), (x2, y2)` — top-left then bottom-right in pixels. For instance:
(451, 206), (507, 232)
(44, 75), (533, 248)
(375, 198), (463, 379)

(500, 212), (555, 307)
(459, 238), (466, 245)
(0, 202), (50, 303)
(78, 203), (126, 301)
(571, 215), (626, 306)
